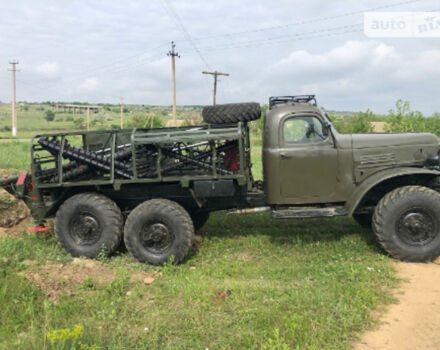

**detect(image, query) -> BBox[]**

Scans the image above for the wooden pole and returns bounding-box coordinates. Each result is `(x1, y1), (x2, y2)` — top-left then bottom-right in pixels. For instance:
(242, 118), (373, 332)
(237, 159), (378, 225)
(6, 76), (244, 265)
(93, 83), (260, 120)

(87, 107), (90, 131)
(120, 97), (124, 129)
(168, 41), (180, 125)
(202, 71), (229, 105)
(9, 61), (19, 137)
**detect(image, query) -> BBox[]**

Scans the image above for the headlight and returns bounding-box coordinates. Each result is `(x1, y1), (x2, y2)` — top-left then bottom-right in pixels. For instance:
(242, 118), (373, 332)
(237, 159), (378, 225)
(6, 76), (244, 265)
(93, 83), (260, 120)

(425, 152), (439, 167)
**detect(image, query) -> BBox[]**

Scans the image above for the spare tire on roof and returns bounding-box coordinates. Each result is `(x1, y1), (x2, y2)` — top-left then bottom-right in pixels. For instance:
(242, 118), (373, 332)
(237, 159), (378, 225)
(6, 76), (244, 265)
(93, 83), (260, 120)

(202, 102), (261, 124)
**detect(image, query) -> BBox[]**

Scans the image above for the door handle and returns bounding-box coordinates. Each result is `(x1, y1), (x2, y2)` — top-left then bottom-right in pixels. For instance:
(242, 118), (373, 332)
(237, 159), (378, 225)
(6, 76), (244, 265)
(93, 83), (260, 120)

(280, 152), (291, 160)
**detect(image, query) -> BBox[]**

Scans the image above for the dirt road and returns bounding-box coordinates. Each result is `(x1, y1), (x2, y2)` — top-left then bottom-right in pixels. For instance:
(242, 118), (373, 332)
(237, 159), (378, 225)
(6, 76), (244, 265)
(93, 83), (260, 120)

(354, 260), (440, 350)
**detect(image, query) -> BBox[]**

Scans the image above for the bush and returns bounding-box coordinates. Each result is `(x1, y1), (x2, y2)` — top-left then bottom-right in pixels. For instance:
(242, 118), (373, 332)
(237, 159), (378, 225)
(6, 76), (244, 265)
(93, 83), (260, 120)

(249, 104), (268, 133)
(125, 113), (164, 129)
(2, 125), (11, 132)
(347, 110), (374, 133)
(182, 112), (203, 126)
(386, 99), (425, 133)
(330, 109), (375, 134)
(45, 110), (55, 122)
(90, 115), (105, 128)
(73, 117), (85, 130)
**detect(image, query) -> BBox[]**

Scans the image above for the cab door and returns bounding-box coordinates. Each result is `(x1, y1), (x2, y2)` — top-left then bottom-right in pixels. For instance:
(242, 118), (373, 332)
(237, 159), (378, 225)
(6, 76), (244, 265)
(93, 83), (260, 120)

(277, 114), (339, 204)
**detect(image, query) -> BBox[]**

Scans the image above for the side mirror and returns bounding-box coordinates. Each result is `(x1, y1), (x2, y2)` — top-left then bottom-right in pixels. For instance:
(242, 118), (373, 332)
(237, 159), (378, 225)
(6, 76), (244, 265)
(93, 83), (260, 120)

(323, 122), (331, 136)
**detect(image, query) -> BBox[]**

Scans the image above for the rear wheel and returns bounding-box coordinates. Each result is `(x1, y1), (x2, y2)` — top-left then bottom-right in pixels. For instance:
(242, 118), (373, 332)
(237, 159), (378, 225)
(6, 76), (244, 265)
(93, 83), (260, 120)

(373, 186), (440, 262)
(55, 193), (123, 258)
(124, 199), (194, 265)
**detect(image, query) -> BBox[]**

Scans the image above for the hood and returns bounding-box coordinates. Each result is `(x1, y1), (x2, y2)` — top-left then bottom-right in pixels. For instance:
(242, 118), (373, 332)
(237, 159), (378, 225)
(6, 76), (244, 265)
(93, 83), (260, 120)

(352, 132), (439, 149)
(351, 132), (439, 183)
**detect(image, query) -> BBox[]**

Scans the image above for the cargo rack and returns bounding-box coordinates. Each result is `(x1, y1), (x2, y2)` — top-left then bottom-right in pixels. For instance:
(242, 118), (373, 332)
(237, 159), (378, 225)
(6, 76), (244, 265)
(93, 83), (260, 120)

(269, 95), (317, 109)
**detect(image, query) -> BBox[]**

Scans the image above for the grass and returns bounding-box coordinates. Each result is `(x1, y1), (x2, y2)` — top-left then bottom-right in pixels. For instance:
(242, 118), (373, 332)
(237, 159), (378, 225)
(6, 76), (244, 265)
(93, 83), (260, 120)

(0, 216), (398, 349)
(0, 193), (14, 210)
(0, 142), (31, 173)
(0, 127), (400, 349)
(0, 103), (200, 139)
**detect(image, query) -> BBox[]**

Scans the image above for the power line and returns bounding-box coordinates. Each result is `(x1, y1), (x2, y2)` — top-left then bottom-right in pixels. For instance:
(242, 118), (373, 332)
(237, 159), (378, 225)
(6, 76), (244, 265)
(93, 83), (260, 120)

(67, 46), (168, 83)
(193, 23), (364, 52)
(160, 0), (212, 70)
(190, 0), (421, 42)
(16, 51), (166, 96)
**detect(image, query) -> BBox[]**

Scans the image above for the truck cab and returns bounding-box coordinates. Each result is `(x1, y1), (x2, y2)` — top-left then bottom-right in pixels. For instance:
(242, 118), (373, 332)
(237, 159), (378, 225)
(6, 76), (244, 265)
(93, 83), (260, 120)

(259, 95), (440, 262)
(263, 95), (439, 207)
(263, 96), (342, 205)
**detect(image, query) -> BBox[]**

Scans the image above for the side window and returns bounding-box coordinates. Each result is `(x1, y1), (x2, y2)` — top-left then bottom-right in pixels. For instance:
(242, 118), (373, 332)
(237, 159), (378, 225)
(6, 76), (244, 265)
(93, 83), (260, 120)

(283, 116), (326, 144)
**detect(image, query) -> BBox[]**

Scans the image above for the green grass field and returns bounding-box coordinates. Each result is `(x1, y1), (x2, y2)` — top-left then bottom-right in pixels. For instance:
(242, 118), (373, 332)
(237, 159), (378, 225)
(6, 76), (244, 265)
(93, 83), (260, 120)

(0, 103), (200, 139)
(0, 216), (397, 350)
(0, 127), (399, 349)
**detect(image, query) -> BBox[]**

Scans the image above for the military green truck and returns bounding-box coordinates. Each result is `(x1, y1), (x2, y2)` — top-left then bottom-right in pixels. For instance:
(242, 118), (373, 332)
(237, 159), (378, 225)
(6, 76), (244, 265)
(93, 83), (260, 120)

(2, 95), (440, 265)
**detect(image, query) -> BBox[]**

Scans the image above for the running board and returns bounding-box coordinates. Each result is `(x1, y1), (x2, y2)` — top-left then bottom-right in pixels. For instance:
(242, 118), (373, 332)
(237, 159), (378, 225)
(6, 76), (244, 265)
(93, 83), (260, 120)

(272, 206), (347, 219)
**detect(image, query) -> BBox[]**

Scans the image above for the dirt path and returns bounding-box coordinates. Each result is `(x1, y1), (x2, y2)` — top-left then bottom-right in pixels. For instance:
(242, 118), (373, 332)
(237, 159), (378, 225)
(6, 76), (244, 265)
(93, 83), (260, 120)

(354, 260), (440, 350)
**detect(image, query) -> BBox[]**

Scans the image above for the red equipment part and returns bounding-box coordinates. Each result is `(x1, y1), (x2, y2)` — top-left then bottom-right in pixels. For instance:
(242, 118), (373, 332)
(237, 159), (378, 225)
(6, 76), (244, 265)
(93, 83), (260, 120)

(31, 225), (52, 233)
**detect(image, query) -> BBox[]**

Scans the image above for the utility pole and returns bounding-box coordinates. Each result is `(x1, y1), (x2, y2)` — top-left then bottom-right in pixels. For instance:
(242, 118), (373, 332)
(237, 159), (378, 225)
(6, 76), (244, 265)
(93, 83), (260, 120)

(119, 97), (124, 129)
(86, 107), (90, 131)
(167, 41), (180, 125)
(202, 71), (229, 105)
(9, 61), (19, 137)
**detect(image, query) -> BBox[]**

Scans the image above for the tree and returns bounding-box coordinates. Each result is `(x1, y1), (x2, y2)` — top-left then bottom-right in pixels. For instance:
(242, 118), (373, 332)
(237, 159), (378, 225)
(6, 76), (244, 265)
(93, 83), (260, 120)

(45, 110), (55, 122)
(347, 109), (374, 133)
(386, 99), (425, 133)
(329, 110), (374, 134)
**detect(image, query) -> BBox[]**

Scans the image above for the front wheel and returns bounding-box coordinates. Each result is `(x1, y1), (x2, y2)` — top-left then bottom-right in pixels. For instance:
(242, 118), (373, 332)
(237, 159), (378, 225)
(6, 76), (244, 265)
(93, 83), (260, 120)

(373, 186), (440, 262)
(124, 199), (194, 265)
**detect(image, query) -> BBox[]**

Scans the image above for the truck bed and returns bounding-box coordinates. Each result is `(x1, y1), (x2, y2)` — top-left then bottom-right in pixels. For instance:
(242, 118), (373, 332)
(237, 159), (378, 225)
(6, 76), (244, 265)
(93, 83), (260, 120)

(31, 122), (252, 190)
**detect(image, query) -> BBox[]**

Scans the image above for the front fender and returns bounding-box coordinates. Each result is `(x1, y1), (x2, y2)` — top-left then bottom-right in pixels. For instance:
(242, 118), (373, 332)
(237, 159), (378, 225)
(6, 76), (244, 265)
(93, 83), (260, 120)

(345, 167), (440, 216)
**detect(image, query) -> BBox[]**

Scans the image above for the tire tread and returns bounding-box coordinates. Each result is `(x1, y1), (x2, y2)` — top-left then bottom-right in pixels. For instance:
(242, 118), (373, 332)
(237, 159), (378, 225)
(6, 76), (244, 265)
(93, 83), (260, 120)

(372, 185), (440, 262)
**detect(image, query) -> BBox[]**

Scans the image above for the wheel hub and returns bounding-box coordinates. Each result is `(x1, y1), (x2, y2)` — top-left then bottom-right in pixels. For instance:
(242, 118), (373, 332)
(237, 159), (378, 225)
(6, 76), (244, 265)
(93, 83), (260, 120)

(70, 213), (101, 245)
(141, 223), (174, 253)
(398, 209), (437, 246)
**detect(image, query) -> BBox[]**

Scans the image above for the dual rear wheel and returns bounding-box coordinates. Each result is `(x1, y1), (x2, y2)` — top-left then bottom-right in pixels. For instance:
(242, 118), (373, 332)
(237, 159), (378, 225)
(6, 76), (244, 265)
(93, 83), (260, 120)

(55, 194), (200, 265)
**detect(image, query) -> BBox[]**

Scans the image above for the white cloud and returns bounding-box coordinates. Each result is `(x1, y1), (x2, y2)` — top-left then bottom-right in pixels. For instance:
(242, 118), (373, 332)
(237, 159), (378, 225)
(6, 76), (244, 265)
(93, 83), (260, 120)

(79, 77), (100, 92)
(35, 62), (59, 76)
(0, 1), (439, 113)
(263, 40), (440, 113)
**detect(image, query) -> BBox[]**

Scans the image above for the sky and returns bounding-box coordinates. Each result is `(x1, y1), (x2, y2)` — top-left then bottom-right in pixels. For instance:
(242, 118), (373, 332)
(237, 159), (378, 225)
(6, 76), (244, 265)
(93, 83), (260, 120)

(0, 0), (439, 114)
